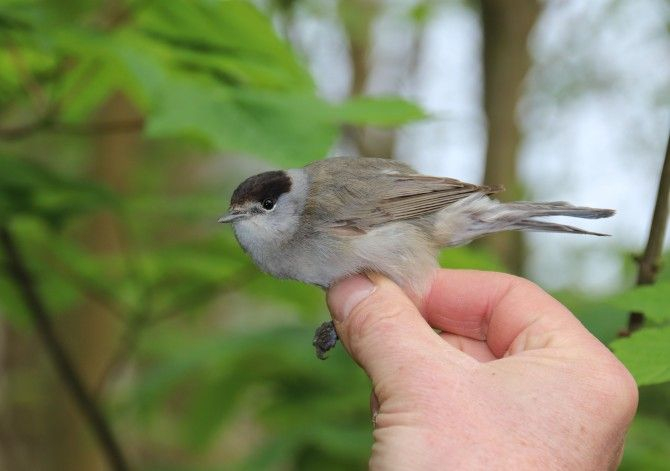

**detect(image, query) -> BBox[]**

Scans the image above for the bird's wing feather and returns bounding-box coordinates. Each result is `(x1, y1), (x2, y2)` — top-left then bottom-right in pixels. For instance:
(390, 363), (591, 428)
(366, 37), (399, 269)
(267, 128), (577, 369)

(324, 172), (503, 232)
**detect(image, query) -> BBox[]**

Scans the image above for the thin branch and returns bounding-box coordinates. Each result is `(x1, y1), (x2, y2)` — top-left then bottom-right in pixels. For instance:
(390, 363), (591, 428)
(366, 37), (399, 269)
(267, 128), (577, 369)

(96, 0), (156, 31)
(0, 118), (145, 141)
(92, 267), (259, 396)
(148, 267), (259, 326)
(54, 119), (145, 135)
(0, 227), (130, 471)
(92, 317), (145, 399)
(628, 130), (670, 332)
(0, 118), (51, 140)
(7, 43), (49, 115)
(44, 253), (125, 321)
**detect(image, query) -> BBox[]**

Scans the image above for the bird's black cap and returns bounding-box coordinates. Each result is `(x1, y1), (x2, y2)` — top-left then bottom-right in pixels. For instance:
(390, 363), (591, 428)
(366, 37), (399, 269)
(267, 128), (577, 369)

(230, 170), (292, 206)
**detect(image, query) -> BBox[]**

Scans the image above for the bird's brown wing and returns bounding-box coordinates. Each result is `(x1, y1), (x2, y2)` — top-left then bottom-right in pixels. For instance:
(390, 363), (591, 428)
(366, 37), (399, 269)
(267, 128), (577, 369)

(328, 174), (504, 233)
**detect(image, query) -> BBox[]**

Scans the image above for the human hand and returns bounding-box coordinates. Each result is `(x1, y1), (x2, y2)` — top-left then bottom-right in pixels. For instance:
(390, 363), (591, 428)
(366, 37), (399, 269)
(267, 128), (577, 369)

(326, 271), (638, 470)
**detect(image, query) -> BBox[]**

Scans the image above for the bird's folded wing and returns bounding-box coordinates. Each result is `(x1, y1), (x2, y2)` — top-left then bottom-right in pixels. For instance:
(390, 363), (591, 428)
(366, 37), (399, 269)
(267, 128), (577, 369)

(329, 175), (503, 232)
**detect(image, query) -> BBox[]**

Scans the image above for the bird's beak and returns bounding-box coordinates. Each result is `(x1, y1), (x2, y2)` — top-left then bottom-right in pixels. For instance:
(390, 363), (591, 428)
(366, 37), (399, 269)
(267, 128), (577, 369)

(217, 210), (247, 223)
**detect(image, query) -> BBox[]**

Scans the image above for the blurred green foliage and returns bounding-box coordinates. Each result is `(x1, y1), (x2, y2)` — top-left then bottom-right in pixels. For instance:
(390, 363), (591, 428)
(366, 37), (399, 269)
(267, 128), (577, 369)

(607, 256), (670, 387)
(0, 0), (423, 468)
(612, 327), (670, 385)
(1, 0), (423, 166)
(0, 0), (668, 469)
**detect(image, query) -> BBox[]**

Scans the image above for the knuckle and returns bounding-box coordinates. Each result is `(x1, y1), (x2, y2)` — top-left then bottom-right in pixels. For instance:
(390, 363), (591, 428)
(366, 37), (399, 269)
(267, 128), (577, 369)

(345, 293), (409, 346)
(505, 273), (541, 293)
(602, 361), (639, 416)
(491, 272), (543, 300)
(583, 358), (639, 422)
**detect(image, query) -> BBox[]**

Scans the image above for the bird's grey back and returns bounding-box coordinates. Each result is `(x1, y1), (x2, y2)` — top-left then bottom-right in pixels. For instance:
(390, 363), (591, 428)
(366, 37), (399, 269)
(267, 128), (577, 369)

(301, 157), (415, 227)
(300, 157), (501, 234)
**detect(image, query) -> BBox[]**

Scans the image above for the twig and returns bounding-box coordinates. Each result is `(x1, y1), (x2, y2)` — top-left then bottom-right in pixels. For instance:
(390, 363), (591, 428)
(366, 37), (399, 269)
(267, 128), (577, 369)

(0, 118), (145, 141)
(148, 266), (259, 326)
(54, 119), (145, 135)
(92, 317), (145, 399)
(7, 43), (49, 115)
(44, 253), (125, 321)
(92, 267), (259, 395)
(628, 130), (670, 332)
(0, 227), (130, 471)
(0, 118), (51, 140)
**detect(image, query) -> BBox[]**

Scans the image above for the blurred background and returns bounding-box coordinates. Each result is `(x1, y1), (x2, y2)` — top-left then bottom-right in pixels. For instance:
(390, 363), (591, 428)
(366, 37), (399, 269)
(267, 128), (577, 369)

(1, 0), (669, 469)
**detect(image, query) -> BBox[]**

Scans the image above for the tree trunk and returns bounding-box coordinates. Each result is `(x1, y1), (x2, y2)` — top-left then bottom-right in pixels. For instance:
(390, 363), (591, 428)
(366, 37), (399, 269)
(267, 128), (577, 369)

(480, 0), (540, 274)
(340, 0), (393, 157)
(339, 0), (424, 159)
(49, 93), (139, 471)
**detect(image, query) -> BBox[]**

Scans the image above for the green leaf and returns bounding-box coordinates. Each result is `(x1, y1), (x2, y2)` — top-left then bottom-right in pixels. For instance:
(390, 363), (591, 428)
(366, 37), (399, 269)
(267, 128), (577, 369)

(610, 326), (670, 386)
(8, 0), (424, 168)
(145, 79), (337, 166)
(56, 56), (123, 121)
(554, 292), (628, 344)
(136, 0), (313, 90)
(333, 96), (427, 127)
(53, 31), (155, 120)
(607, 282), (670, 324)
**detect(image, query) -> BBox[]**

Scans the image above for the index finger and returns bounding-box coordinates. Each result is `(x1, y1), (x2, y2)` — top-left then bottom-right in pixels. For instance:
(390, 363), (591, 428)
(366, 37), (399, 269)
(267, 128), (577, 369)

(420, 270), (588, 358)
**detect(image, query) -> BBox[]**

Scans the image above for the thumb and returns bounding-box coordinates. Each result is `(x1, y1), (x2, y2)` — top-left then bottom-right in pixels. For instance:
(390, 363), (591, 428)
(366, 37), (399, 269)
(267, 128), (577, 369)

(326, 274), (463, 388)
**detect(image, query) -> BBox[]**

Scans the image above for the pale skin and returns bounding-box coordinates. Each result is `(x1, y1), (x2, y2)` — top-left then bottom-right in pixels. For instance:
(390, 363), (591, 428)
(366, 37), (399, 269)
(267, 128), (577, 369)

(326, 271), (639, 470)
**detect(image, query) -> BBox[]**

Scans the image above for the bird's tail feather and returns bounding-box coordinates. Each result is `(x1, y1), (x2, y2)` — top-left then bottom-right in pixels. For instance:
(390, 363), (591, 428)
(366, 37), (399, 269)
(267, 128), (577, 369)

(510, 218), (609, 236)
(503, 201), (615, 220)
(438, 198), (615, 246)
(500, 201), (614, 236)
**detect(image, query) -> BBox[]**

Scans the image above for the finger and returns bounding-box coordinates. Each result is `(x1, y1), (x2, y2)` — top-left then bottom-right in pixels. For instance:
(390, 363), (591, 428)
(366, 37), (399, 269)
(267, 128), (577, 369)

(439, 332), (496, 362)
(327, 274), (473, 388)
(421, 270), (587, 358)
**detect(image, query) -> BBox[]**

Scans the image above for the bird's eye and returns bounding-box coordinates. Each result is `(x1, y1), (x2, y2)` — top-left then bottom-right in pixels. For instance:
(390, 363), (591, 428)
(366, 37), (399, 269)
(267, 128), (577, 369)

(261, 198), (275, 210)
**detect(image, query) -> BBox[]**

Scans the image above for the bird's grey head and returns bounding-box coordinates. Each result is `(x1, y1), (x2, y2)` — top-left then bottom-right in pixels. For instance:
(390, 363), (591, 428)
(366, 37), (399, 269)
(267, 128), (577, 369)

(219, 169), (308, 252)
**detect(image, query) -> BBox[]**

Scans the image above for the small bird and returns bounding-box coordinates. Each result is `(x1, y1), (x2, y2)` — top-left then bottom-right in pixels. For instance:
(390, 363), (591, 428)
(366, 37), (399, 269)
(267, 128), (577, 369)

(219, 157), (614, 358)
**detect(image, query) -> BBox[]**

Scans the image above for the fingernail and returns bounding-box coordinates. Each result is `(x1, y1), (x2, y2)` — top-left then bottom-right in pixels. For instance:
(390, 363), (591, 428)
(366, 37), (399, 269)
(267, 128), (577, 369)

(327, 275), (376, 322)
